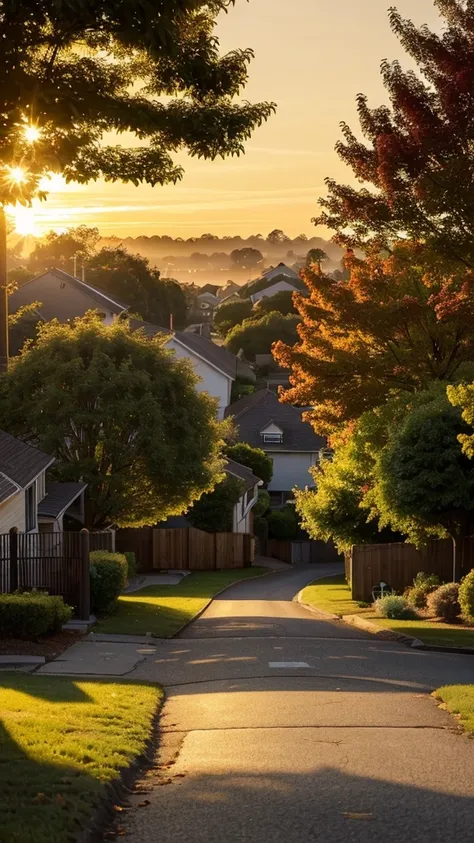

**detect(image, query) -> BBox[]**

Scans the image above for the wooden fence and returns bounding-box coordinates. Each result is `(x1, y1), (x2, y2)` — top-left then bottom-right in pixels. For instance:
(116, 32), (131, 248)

(266, 539), (342, 566)
(0, 529), (114, 619)
(349, 538), (474, 601)
(116, 526), (255, 570)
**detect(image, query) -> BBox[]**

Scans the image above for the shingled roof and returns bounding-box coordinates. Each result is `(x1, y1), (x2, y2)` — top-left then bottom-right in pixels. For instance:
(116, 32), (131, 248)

(225, 389), (325, 453)
(0, 430), (54, 502)
(225, 459), (262, 491)
(12, 268), (128, 316)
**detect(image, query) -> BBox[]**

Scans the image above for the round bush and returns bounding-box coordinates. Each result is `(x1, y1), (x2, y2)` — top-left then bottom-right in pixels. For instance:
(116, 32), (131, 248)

(124, 551), (137, 580)
(267, 507), (298, 540)
(427, 583), (461, 623)
(0, 593), (72, 638)
(90, 550), (128, 614)
(374, 595), (416, 620)
(404, 572), (441, 609)
(459, 569), (474, 621)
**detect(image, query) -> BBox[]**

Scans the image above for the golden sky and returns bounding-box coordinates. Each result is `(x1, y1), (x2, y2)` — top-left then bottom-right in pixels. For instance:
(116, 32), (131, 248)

(15, 0), (441, 239)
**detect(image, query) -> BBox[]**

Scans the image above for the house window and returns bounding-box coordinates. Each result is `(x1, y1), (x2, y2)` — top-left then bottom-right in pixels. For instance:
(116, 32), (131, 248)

(263, 433), (283, 444)
(25, 483), (37, 532)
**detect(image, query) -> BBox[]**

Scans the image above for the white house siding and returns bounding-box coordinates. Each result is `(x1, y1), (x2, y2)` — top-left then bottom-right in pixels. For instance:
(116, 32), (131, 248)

(0, 491), (26, 533)
(168, 339), (232, 419)
(251, 280), (298, 304)
(266, 452), (318, 493)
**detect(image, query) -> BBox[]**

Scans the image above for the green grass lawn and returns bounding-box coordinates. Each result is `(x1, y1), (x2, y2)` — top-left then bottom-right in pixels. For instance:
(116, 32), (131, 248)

(301, 574), (474, 648)
(0, 673), (162, 843)
(435, 685), (474, 733)
(96, 567), (267, 637)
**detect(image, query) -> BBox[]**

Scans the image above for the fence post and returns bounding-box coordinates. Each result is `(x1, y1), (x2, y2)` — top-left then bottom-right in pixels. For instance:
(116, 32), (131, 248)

(78, 529), (90, 621)
(9, 527), (18, 593)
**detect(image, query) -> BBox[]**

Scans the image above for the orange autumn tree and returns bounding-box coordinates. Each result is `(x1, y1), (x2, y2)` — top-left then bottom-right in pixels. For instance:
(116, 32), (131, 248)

(274, 244), (474, 435)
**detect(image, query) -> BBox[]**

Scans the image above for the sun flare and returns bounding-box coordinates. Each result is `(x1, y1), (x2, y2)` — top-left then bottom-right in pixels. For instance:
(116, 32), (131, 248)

(9, 205), (40, 237)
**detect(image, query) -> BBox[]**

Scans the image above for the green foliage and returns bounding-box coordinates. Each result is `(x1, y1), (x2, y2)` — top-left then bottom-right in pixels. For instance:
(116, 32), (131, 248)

(0, 5), (275, 212)
(230, 248), (264, 270)
(230, 378), (255, 403)
(187, 476), (244, 533)
(225, 442), (273, 485)
(405, 572), (442, 609)
(373, 389), (474, 559)
(267, 506), (298, 540)
(214, 299), (253, 337)
(0, 315), (224, 529)
(90, 550), (128, 614)
(253, 289), (298, 317)
(427, 583), (461, 623)
(226, 312), (300, 361)
(28, 227), (100, 274)
(448, 382), (474, 460)
(124, 552), (137, 580)
(305, 248), (328, 271)
(0, 593), (72, 638)
(7, 267), (34, 286)
(253, 489), (271, 518)
(87, 247), (188, 328)
(374, 595), (416, 620)
(459, 570), (474, 622)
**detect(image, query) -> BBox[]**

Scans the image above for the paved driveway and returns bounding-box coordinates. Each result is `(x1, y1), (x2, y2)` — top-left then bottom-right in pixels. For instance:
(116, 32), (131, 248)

(40, 564), (474, 842)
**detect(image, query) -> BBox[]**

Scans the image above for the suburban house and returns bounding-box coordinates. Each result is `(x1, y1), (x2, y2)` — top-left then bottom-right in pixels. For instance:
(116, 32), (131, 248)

(217, 281), (241, 301)
(0, 430), (86, 533)
(225, 389), (325, 507)
(248, 263), (305, 304)
(196, 291), (219, 321)
(132, 320), (256, 419)
(225, 458), (262, 533)
(8, 268), (128, 327)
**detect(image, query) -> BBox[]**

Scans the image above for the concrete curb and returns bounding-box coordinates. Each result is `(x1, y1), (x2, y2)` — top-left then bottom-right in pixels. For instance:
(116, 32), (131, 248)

(0, 655), (46, 665)
(294, 590), (341, 622)
(341, 613), (421, 646)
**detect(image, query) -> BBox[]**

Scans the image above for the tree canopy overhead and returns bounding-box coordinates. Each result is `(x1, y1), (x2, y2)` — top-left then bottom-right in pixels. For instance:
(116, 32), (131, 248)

(0, 0), (276, 366)
(313, 2), (474, 269)
(0, 315), (225, 529)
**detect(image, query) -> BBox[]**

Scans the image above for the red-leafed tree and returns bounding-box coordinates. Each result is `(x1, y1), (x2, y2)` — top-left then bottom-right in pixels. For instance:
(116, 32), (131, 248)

(314, 2), (474, 269)
(274, 243), (474, 434)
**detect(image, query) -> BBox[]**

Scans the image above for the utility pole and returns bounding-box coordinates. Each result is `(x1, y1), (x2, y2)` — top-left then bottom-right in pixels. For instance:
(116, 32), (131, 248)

(81, 262), (85, 283)
(73, 254), (77, 278)
(0, 207), (9, 373)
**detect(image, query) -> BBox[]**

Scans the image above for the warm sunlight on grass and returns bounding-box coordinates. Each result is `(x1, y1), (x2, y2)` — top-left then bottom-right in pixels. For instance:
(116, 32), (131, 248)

(300, 575), (369, 617)
(96, 568), (268, 637)
(435, 685), (474, 733)
(0, 673), (162, 843)
(302, 575), (474, 648)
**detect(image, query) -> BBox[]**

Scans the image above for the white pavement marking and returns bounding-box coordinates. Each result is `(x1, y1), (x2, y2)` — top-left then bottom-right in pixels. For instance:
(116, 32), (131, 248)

(268, 661), (310, 668)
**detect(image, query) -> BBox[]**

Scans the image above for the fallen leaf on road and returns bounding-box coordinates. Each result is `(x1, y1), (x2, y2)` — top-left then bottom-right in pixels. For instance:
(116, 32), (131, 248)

(137, 800), (150, 808)
(343, 812), (373, 820)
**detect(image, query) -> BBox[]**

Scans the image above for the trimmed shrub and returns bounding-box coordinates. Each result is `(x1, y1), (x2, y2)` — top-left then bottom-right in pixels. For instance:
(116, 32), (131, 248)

(253, 490), (271, 519)
(90, 550), (128, 614)
(374, 595), (416, 620)
(427, 583), (461, 623)
(124, 551), (137, 580)
(404, 571), (441, 609)
(0, 593), (72, 638)
(267, 506), (299, 540)
(459, 570), (474, 621)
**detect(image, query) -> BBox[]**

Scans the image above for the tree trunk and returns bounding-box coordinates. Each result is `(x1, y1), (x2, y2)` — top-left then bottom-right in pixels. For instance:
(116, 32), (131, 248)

(0, 206), (9, 372)
(451, 528), (467, 582)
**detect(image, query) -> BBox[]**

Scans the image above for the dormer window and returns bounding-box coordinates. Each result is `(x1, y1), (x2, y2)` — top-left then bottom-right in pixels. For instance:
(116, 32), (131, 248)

(263, 432), (283, 444)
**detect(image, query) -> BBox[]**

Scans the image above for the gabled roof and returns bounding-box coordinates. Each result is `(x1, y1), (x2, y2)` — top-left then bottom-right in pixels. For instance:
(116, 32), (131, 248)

(129, 320), (254, 381)
(225, 459), (262, 491)
(0, 430), (55, 496)
(38, 481), (87, 519)
(19, 268), (128, 315)
(225, 389), (325, 453)
(262, 263), (300, 281)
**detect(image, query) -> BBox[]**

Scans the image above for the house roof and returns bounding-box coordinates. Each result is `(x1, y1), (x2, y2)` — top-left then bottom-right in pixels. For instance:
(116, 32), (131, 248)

(0, 430), (55, 492)
(225, 459), (262, 491)
(129, 320), (253, 381)
(38, 481), (87, 519)
(0, 473), (20, 505)
(21, 269), (128, 315)
(225, 389), (325, 453)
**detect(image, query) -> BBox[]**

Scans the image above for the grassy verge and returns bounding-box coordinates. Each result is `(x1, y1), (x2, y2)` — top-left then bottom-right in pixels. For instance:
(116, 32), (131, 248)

(0, 673), (162, 843)
(96, 567), (268, 637)
(301, 575), (474, 648)
(435, 685), (474, 733)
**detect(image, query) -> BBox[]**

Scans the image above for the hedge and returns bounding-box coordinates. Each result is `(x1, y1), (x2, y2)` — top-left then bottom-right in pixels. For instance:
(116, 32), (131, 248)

(0, 593), (72, 638)
(90, 550), (128, 614)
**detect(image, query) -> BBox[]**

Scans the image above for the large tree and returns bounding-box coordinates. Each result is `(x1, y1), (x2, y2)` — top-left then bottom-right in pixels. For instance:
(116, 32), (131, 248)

(230, 247), (264, 270)
(28, 227), (100, 275)
(214, 298), (253, 337)
(313, 2), (474, 269)
(0, 2), (275, 370)
(87, 247), (188, 328)
(275, 243), (474, 434)
(225, 442), (273, 485)
(226, 311), (300, 361)
(0, 315), (224, 528)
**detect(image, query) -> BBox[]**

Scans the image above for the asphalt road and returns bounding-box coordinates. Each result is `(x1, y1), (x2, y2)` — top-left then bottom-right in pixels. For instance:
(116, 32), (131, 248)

(114, 565), (474, 843)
